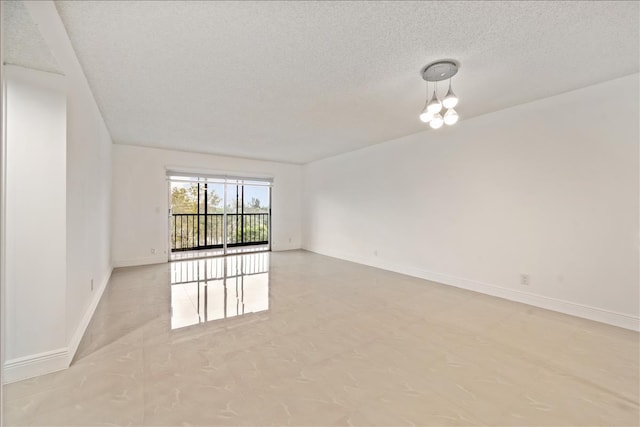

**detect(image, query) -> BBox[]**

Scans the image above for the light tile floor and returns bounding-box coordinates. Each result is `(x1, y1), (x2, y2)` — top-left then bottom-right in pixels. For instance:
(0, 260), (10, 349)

(3, 250), (639, 426)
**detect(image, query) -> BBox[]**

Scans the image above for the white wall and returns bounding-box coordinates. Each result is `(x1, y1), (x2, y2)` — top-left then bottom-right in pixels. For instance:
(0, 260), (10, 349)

(1, 0), (6, 403)
(303, 74), (640, 330)
(64, 61), (113, 358)
(5, 66), (67, 362)
(3, 1), (114, 382)
(112, 144), (302, 267)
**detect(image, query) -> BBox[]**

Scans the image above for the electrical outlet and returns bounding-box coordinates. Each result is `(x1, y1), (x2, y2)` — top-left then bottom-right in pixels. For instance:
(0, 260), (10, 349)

(520, 274), (530, 286)
(374, 249), (378, 256)
(91, 278), (94, 291)
(151, 248), (156, 254)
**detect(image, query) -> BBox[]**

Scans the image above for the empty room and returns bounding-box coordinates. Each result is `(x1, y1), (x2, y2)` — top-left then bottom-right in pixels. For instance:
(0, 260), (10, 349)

(1, 1), (638, 426)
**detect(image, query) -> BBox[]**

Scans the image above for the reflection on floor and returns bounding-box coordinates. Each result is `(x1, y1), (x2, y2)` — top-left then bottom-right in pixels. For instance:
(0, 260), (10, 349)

(169, 244), (269, 261)
(171, 254), (269, 329)
(2, 250), (639, 426)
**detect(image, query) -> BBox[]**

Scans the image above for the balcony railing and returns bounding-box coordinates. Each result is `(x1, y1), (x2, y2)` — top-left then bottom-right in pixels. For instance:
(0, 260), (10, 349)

(171, 213), (269, 252)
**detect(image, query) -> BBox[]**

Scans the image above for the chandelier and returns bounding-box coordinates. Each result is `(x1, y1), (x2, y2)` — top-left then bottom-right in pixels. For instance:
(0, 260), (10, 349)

(419, 60), (459, 129)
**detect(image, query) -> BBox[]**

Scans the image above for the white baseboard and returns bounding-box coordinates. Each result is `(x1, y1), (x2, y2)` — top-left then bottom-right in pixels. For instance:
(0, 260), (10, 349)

(271, 244), (302, 252)
(113, 255), (167, 268)
(3, 267), (114, 384)
(66, 266), (112, 365)
(3, 348), (69, 384)
(304, 247), (640, 332)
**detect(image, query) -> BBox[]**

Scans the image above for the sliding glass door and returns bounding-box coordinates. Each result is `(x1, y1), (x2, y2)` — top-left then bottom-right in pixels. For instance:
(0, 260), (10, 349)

(169, 174), (271, 256)
(200, 180), (225, 248)
(225, 180), (270, 249)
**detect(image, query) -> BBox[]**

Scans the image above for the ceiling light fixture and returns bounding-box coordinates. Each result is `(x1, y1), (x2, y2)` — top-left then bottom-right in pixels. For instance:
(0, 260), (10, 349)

(430, 112), (444, 129)
(419, 60), (460, 129)
(419, 81), (433, 123)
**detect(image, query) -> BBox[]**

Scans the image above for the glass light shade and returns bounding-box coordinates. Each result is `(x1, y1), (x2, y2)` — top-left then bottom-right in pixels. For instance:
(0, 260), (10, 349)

(426, 91), (442, 114)
(442, 87), (458, 109)
(419, 109), (433, 123)
(444, 108), (459, 125)
(429, 113), (444, 129)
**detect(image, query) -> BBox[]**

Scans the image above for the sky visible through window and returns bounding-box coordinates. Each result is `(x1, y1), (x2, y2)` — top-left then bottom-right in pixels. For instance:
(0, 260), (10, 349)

(170, 181), (269, 210)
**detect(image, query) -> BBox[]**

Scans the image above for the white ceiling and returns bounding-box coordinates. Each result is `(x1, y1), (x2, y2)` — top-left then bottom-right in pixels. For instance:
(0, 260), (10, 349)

(3, 0), (61, 74)
(47, 1), (640, 163)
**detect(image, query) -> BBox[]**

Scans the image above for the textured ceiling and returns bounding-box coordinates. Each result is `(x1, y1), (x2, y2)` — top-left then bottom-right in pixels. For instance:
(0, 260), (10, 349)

(53, 0), (639, 164)
(3, 0), (61, 74)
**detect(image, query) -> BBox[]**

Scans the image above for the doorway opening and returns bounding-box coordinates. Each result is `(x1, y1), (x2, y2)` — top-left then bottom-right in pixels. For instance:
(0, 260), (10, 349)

(167, 173), (271, 260)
